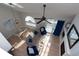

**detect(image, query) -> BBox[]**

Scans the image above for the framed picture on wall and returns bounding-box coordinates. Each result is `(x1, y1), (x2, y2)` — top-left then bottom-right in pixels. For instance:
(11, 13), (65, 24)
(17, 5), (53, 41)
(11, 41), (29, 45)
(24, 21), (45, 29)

(67, 24), (79, 49)
(62, 30), (65, 38)
(65, 23), (71, 30)
(61, 41), (65, 56)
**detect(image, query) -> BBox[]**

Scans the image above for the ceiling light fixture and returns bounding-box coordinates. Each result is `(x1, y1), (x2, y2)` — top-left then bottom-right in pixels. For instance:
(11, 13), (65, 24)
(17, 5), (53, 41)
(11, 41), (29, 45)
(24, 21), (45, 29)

(3, 3), (15, 7)
(3, 3), (24, 8)
(12, 3), (24, 8)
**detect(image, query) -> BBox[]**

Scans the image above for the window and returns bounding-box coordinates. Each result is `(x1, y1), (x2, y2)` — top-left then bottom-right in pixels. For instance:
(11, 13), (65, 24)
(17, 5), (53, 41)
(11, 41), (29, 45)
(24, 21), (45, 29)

(45, 19), (57, 33)
(25, 16), (36, 27)
(67, 24), (79, 49)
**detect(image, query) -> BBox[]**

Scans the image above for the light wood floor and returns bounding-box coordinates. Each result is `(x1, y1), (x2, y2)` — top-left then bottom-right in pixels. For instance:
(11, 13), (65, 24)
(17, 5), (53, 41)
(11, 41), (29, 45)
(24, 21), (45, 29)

(48, 36), (60, 56)
(8, 32), (60, 56)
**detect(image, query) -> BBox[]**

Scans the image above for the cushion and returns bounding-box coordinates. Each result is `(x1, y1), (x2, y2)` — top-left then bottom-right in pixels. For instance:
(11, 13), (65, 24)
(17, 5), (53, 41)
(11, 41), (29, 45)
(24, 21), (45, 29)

(27, 46), (39, 56)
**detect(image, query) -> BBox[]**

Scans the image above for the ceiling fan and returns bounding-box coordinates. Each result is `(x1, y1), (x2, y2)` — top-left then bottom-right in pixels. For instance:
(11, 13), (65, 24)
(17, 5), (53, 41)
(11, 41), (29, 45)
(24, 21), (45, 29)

(35, 4), (52, 24)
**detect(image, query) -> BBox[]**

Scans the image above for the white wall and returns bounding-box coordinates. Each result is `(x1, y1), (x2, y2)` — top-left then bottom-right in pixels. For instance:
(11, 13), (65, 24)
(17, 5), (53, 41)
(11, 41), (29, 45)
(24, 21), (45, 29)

(69, 15), (79, 56)
(0, 47), (12, 56)
(60, 14), (79, 56)
(0, 4), (23, 39)
(0, 32), (12, 52)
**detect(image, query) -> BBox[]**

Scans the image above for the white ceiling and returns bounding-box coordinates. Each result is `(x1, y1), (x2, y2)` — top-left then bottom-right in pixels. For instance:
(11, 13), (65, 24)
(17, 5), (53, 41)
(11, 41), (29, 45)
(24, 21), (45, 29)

(4, 3), (79, 19)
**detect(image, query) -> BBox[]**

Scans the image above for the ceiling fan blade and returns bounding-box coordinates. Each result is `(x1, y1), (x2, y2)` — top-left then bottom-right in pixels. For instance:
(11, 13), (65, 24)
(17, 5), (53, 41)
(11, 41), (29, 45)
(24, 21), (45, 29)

(37, 20), (44, 24)
(45, 20), (52, 24)
(34, 18), (41, 20)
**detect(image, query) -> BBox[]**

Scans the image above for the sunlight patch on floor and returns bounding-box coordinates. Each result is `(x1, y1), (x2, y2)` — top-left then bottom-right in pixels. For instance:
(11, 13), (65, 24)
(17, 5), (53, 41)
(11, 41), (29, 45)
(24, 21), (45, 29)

(14, 40), (26, 49)
(44, 42), (51, 56)
(38, 33), (52, 56)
